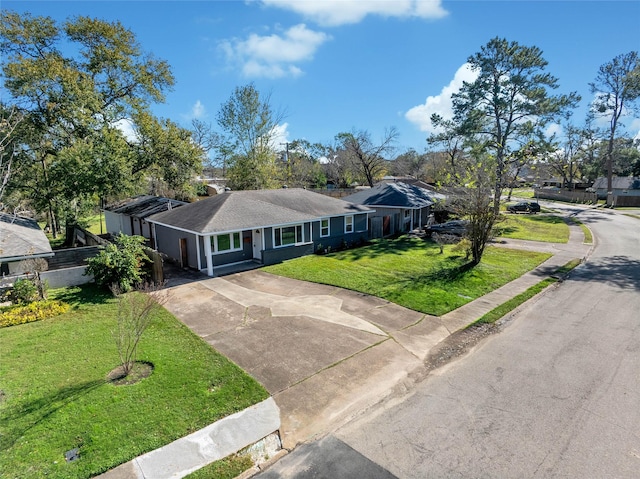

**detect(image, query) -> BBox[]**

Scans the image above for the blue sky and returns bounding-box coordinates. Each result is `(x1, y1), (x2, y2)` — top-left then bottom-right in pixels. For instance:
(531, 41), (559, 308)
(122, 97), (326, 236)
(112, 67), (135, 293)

(5, 1), (640, 153)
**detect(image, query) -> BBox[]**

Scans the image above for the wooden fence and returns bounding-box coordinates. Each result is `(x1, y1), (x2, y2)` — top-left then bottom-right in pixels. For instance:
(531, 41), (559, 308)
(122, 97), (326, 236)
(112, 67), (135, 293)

(534, 188), (597, 204)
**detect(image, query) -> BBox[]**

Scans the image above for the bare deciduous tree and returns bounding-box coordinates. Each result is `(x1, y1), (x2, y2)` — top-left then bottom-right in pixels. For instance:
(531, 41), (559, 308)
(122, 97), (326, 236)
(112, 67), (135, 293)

(0, 105), (22, 205)
(336, 127), (399, 187)
(111, 282), (169, 377)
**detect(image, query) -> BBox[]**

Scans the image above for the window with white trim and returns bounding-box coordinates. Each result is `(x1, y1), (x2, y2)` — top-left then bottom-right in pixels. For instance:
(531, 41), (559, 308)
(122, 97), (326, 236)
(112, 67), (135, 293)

(211, 232), (242, 254)
(274, 224), (304, 247)
(320, 218), (330, 237)
(344, 215), (354, 233)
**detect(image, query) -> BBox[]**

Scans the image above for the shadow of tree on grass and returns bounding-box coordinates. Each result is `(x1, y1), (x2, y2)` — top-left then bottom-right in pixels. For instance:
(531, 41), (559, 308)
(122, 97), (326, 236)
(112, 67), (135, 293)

(0, 379), (106, 451)
(333, 236), (435, 261)
(51, 283), (113, 306)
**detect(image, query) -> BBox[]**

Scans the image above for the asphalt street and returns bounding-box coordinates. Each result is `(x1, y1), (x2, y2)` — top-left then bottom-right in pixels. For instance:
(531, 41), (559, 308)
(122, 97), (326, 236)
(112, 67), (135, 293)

(257, 206), (640, 478)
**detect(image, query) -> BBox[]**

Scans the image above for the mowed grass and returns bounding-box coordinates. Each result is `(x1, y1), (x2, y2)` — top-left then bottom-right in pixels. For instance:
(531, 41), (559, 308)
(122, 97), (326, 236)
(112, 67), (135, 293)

(0, 285), (268, 479)
(496, 214), (569, 243)
(264, 237), (551, 317)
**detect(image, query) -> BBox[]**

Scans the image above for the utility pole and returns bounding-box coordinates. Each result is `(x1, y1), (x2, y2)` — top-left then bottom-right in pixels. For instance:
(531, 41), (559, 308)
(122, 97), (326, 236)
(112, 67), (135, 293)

(281, 142), (291, 186)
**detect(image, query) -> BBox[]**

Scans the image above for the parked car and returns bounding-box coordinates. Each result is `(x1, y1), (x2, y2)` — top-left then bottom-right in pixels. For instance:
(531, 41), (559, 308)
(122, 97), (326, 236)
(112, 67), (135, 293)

(507, 201), (540, 214)
(425, 219), (469, 236)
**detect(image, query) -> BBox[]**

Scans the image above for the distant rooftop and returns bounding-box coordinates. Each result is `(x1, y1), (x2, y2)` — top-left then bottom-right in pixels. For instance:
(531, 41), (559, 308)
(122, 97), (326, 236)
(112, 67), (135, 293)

(104, 195), (188, 219)
(0, 213), (53, 261)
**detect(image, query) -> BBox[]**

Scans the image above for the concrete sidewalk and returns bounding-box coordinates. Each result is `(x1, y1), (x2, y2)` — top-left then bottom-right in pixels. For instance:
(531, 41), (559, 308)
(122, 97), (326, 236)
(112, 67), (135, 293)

(96, 398), (281, 479)
(97, 220), (592, 479)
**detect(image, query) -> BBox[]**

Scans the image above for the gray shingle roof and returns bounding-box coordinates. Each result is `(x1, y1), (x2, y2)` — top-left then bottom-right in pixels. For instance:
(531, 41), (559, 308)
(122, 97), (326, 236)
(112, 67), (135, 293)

(105, 195), (187, 219)
(0, 213), (53, 261)
(592, 176), (640, 190)
(147, 188), (372, 234)
(342, 182), (443, 208)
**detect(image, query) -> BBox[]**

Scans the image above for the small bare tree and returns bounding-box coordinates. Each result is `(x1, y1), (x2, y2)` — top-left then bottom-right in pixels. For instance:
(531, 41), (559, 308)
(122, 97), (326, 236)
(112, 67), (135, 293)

(111, 282), (169, 377)
(431, 233), (461, 254)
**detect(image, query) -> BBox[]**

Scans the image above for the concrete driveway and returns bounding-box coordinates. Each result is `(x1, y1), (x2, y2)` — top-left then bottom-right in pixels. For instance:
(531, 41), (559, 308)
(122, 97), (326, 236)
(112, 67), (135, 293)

(160, 214), (592, 451)
(162, 268), (446, 448)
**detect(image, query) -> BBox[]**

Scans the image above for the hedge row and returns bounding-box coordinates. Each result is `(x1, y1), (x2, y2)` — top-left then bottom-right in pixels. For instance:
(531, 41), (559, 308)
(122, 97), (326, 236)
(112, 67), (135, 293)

(0, 300), (70, 328)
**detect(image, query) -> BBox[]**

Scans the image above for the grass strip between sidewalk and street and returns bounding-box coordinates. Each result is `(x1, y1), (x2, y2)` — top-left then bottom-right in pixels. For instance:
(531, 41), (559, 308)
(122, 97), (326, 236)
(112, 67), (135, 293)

(474, 259), (583, 325)
(0, 284), (268, 479)
(567, 217), (593, 244)
(264, 237), (551, 317)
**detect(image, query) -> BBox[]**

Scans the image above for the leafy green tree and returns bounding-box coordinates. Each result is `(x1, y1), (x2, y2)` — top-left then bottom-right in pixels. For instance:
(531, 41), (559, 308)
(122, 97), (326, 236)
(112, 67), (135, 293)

(545, 124), (584, 188)
(427, 114), (473, 184)
(0, 11), (203, 233)
(216, 83), (283, 190)
(322, 142), (358, 188)
(86, 233), (150, 293)
(131, 112), (204, 200)
(389, 149), (431, 180)
(589, 51), (640, 199)
(429, 37), (578, 263)
(450, 37), (579, 215)
(279, 139), (328, 188)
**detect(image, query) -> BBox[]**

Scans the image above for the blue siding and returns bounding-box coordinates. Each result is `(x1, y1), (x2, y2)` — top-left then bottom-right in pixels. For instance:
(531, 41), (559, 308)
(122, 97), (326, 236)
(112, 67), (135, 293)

(210, 231), (253, 266)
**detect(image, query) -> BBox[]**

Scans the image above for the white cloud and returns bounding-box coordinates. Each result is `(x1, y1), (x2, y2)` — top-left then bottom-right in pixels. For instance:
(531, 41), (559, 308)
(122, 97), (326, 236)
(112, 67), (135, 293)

(269, 122), (291, 150)
(112, 118), (136, 141)
(179, 100), (207, 122)
(260, 0), (448, 26)
(405, 63), (478, 134)
(189, 100), (207, 120)
(545, 123), (563, 139)
(220, 24), (330, 79)
(629, 118), (640, 140)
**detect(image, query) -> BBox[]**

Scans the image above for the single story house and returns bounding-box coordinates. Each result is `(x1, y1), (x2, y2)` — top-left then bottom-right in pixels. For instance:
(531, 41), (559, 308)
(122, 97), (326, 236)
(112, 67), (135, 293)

(342, 182), (445, 238)
(146, 188), (372, 276)
(592, 176), (640, 199)
(0, 213), (54, 276)
(104, 195), (187, 248)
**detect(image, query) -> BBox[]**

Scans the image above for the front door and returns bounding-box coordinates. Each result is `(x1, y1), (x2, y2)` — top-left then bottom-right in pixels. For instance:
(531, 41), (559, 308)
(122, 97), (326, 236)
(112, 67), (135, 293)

(179, 238), (188, 268)
(252, 229), (262, 261)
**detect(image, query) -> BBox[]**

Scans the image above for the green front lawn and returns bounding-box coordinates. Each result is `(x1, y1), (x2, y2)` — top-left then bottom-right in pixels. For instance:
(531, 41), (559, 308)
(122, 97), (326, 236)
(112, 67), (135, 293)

(264, 237), (551, 317)
(0, 285), (268, 479)
(496, 214), (569, 243)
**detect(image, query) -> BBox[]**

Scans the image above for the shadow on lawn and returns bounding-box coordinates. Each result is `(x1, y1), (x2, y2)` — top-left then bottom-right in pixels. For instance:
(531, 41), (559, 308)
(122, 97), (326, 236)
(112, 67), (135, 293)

(0, 379), (106, 451)
(337, 236), (435, 261)
(51, 283), (112, 306)
(397, 258), (475, 285)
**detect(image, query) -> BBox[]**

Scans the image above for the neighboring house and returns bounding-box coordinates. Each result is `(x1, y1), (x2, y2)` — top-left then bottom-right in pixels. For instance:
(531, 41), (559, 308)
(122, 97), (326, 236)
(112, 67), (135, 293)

(104, 195), (187, 248)
(0, 213), (54, 276)
(146, 188), (372, 276)
(342, 182), (445, 238)
(379, 177), (438, 191)
(592, 176), (640, 199)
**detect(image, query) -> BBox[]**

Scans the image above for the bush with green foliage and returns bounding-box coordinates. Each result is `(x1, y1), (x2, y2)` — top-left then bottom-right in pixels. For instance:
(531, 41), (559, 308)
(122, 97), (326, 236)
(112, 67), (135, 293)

(0, 300), (70, 328)
(7, 278), (39, 304)
(86, 233), (151, 292)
